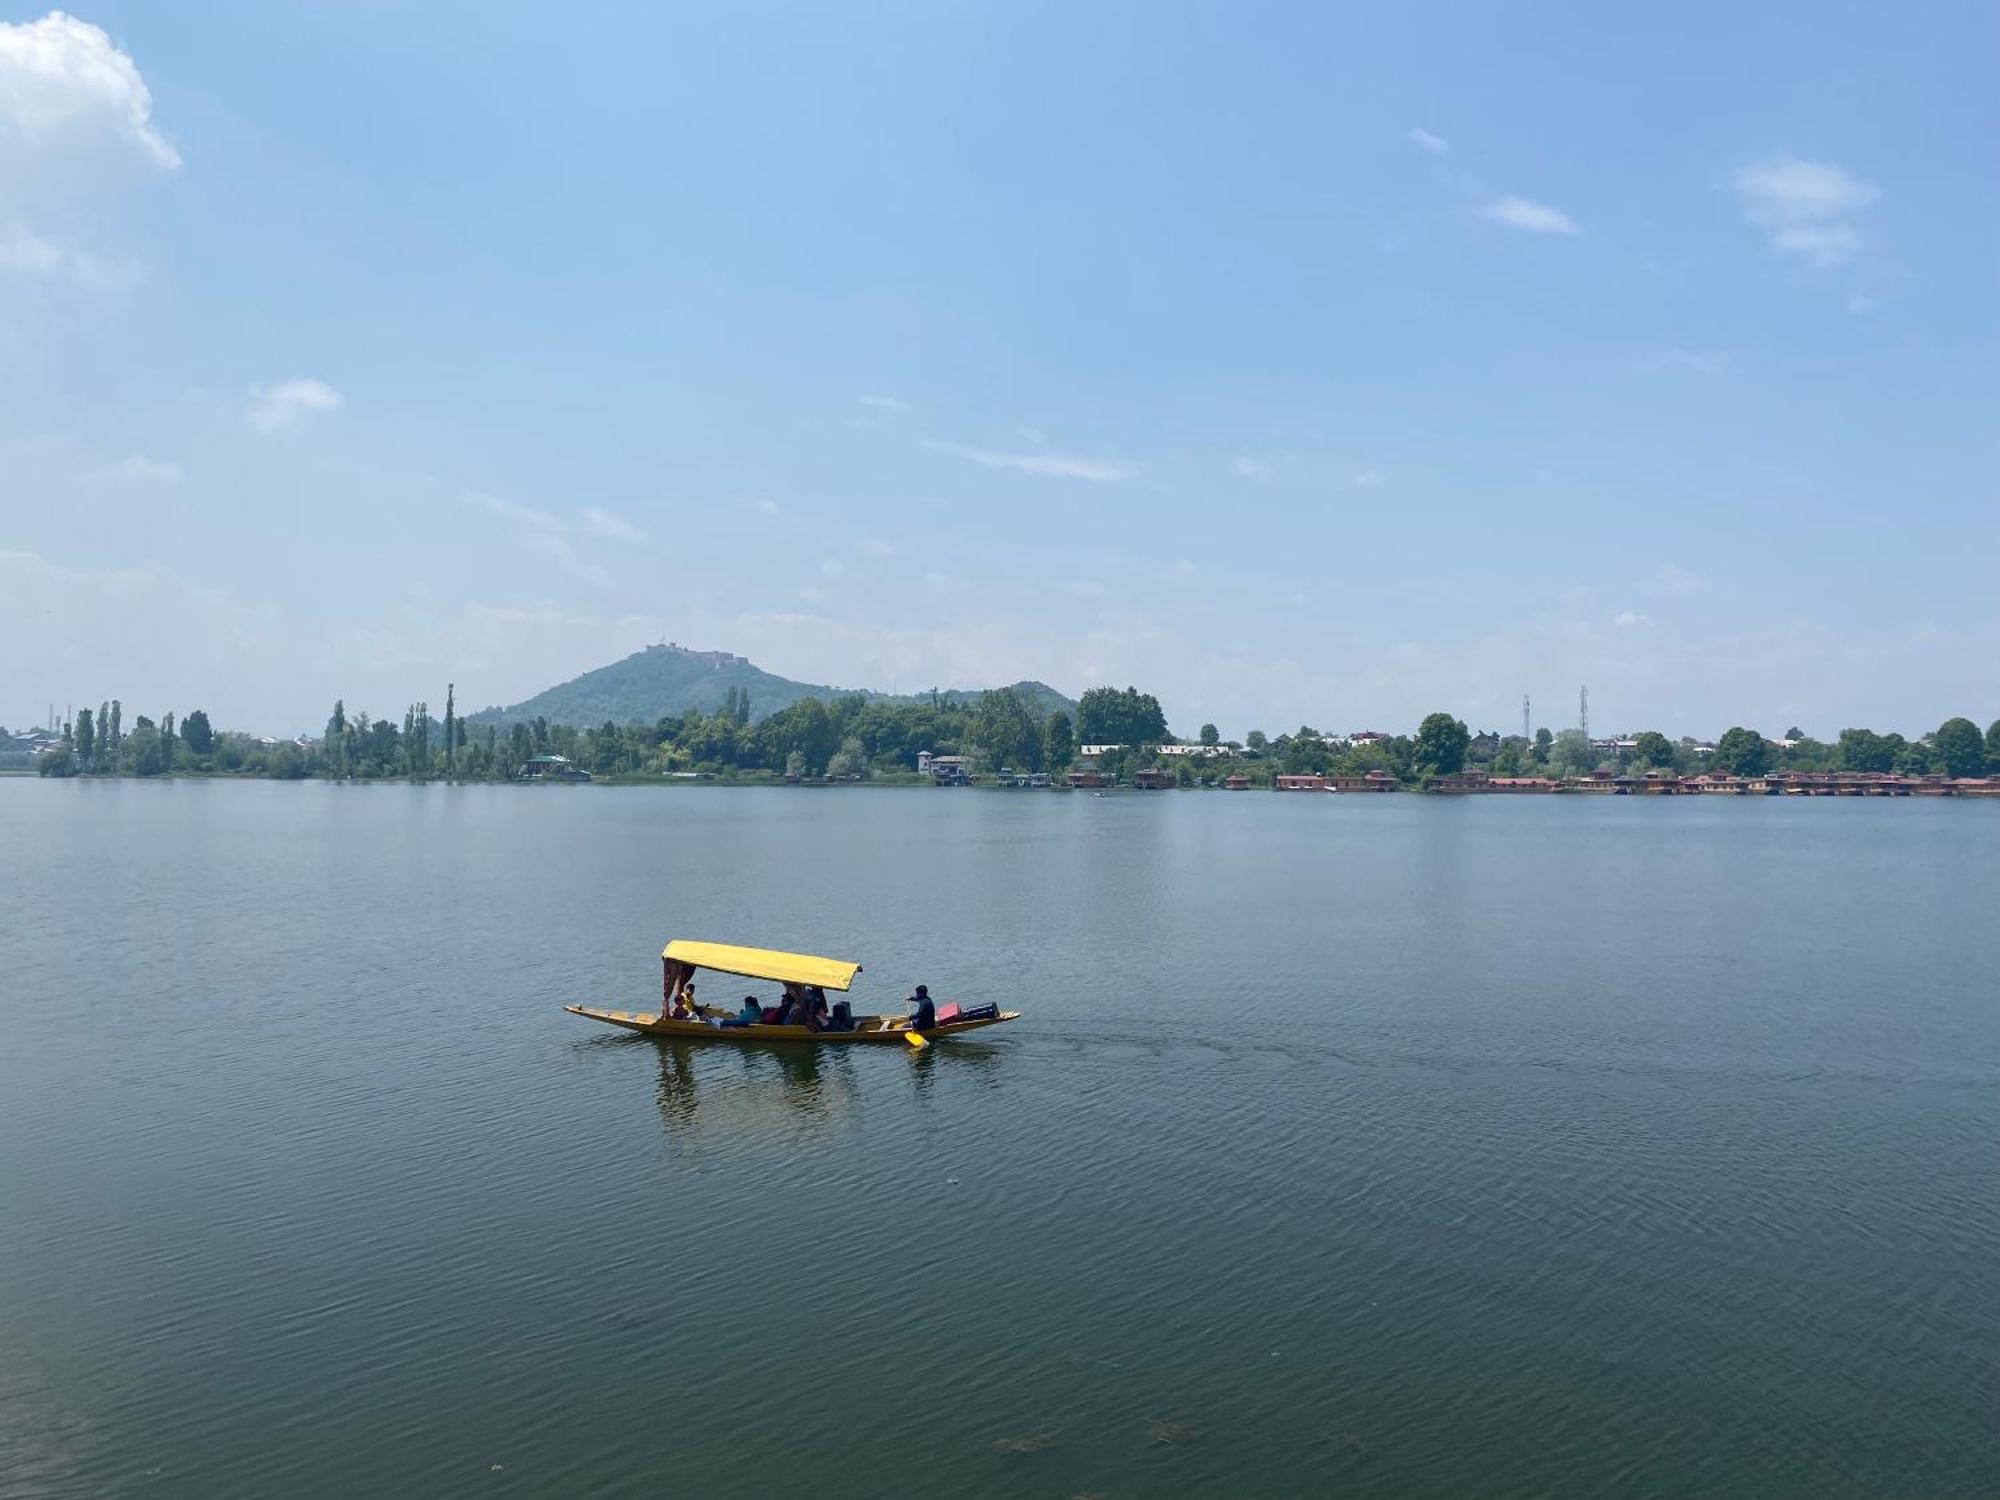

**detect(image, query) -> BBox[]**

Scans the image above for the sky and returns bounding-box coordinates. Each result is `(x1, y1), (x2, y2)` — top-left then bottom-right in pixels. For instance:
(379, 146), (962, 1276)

(1, 3), (1995, 740)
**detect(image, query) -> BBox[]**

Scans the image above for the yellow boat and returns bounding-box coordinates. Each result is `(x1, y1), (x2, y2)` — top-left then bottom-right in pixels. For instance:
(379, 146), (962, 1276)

(564, 939), (1021, 1045)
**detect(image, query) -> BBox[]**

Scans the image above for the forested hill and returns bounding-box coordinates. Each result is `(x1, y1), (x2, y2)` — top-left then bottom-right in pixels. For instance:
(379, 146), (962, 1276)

(466, 644), (1076, 727)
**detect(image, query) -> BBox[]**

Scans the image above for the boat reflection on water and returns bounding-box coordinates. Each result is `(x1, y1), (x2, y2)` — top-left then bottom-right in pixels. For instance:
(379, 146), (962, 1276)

(650, 1034), (1010, 1141)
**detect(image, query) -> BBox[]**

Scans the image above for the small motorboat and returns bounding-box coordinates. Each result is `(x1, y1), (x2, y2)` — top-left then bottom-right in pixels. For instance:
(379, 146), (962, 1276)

(565, 939), (1020, 1046)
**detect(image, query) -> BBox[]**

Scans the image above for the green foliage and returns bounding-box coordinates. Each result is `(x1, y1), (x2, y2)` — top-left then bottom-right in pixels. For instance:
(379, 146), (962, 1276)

(181, 709), (214, 756)
(1413, 712), (1470, 776)
(1491, 742), (1523, 775)
(1198, 722), (1219, 747)
(1629, 730), (1674, 770)
(1547, 728), (1593, 777)
(1987, 720), (2000, 772)
(1042, 710), (1075, 771)
(1837, 728), (1893, 774)
(1933, 717), (1985, 778)
(970, 689), (1043, 771)
(74, 708), (95, 769)
(1713, 726), (1770, 776)
(37, 743), (76, 777)
(1244, 729), (1267, 753)
(1076, 686), (1168, 747)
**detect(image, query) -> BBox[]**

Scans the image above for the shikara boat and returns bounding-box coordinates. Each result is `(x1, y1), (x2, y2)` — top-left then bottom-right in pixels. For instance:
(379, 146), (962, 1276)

(565, 939), (1021, 1046)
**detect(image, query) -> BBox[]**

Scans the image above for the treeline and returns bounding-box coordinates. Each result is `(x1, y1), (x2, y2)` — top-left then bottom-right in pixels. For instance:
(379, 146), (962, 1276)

(34, 686), (1999, 787)
(35, 684), (1163, 782)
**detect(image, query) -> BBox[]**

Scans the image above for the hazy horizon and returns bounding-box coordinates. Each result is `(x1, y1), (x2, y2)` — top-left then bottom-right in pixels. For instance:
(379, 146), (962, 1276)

(3, 4), (1995, 741)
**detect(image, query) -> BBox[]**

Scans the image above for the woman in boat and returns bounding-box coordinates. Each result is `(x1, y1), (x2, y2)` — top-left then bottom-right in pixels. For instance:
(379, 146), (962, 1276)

(720, 995), (762, 1029)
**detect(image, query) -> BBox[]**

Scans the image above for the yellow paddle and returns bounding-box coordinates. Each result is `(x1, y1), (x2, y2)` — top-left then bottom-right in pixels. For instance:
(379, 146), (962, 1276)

(904, 1029), (928, 1049)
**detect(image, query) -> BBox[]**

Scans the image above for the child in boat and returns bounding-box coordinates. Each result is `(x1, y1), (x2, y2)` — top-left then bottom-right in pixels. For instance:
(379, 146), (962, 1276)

(667, 981), (699, 1021)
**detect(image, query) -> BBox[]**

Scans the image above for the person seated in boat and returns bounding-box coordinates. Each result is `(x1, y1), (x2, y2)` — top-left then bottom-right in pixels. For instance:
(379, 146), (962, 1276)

(902, 984), (936, 1031)
(667, 980), (699, 1021)
(720, 995), (763, 1029)
(807, 987), (831, 1029)
(777, 983), (806, 1025)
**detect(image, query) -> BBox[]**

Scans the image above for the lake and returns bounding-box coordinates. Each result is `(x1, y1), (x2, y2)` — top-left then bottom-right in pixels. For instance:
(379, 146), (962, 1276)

(1, 780), (1994, 1498)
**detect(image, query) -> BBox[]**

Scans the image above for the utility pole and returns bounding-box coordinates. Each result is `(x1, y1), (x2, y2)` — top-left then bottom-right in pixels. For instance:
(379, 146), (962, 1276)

(1579, 685), (1590, 741)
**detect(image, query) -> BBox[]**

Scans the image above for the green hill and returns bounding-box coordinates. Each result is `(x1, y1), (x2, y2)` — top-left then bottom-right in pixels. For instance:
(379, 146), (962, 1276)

(467, 644), (1076, 727)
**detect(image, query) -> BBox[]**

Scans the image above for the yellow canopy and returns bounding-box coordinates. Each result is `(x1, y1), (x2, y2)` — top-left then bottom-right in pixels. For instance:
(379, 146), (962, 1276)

(661, 939), (862, 992)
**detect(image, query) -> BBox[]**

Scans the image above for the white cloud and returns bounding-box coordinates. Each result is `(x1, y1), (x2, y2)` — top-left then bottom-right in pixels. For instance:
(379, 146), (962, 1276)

(581, 505), (645, 543)
(0, 12), (180, 171)
(1351, 468), (1387, 490)
(1408, 127), (1449, 155)
(858, 538), (895, 558)
(922, 439), (1135, 483)
(1483, 195), (1579, 234)
(753, 498), (782, 516)
(465, 490), (560, 530)
(819, 557), (846, 578)
(1234, 457), (1275, 481)
(524, 532), (615, 591)
(1847, 295), (1876, 315)
(246, 378), (342, 434)
(858, 394), (908, 414)
(1613, 610), (1652, 628)
(1731, 155), (1878, 267)
(79, 453), (179, 486)
(0, 218), (140, 287)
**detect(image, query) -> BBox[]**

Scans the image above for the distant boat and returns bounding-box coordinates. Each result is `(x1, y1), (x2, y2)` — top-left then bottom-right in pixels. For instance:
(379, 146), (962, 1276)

(565, 939), (1020, 1046)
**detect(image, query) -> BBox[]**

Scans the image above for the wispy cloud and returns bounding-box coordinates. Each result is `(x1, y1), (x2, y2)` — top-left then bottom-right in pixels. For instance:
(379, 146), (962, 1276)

(1483, 195), (1579, 234)
(246, 378), (342, 434)
(581, 505), (645, 543)
(1063, 578), (1106, 599)
(858, 538), (895, 558)
(0, 222), (142, 287)
(79, 453), (180, 486)
(1731, 155), (1878, 267)
(1351, 468), (1387, 490)
(525, 532), (615, 591)
(465, 490), (560, 530)
(1613, 610), (1652, 628)
(753, 498), (783, 516)
(1234, 456), (1275, 482)
(820, 557), (846, 578)
(1408, 127), (1449, 155)
(922, 439), (1135, 483)
(858, 394), (909, 414)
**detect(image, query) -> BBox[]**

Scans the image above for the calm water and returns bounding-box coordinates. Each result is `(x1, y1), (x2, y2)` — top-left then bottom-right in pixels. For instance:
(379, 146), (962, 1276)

(1, 780), (1995, 1498)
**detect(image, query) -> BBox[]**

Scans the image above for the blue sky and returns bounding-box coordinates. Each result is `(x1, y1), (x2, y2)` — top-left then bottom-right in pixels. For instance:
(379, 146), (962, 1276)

(2, 3), (1994, 738)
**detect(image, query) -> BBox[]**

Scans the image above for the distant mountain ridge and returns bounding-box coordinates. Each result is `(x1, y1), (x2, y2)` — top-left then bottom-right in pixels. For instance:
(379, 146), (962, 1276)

(467, 644), (1077, 727)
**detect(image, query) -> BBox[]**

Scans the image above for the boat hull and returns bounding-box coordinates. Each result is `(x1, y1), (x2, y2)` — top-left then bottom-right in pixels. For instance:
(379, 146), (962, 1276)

(564, 1004), (1021, 1044)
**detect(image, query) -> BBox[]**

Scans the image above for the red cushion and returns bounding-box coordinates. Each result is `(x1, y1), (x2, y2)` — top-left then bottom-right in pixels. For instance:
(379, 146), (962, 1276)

(934, 1003), (962, 1024)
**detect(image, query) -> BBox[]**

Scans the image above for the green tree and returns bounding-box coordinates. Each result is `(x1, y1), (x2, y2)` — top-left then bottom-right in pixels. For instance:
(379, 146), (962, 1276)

(443, 683), (457, 775)
(1987, 719), (2000, 772)
(1076, 686), (1168, 747)
(1629, 730), (1674, 769)
(1491, 741), (1522, 776)
(1713, 726), (1770, 776)
(1042, 710), (1075, 771)
(37, 743), (77, 777)
(1413, 712), (1470, 777)
(181, 709), (214, 757)
(971, 688), (1041, 771)
(826, 735), (868, 779)
(1245, 729), (1267, 753)
(1198, 722), (1219, 747)
(1933, 717), (1985, 778)
(74, 707), (95, 769)
(1838, 728), (1892, 774)
(1548, 728), (1593, 777)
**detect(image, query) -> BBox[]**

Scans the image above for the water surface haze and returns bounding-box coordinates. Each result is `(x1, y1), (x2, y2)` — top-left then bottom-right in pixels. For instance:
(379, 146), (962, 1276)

(2, 781), (1994, 1497)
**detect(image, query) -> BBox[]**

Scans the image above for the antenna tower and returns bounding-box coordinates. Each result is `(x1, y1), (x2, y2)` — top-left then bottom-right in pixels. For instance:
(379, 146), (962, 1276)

(1522, 694), (1531, 742)
(1579, 685), (1589, 741)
